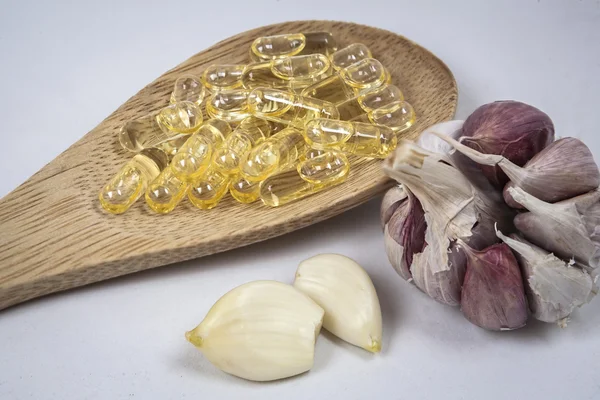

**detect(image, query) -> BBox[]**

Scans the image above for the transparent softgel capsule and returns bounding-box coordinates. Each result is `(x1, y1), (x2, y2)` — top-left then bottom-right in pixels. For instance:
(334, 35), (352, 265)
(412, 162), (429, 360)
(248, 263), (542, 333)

(242, 54), (331, 91)
(145, 167), (189, 214)
(259, 150), (350, 207)
(202, 64), (245, 92)
(304, 119), (397, 158)
(99, 148), (169, 214)
(188, 167), (231, 209)
(248, 88), (339, 128)
(230, 173), (261, 204)
(212, 117), (273, 175)
(250, 32), (337, 61)
(170, 74), (206, 106)
(206, 89), (251, 122)
(330, 43), (372, 70)
(170, 119), (233, 181)
(119, 101), (203, 152)
(368, 101), (416, 133)
(301, 58), (390, 104)
(336, 84), (403, 120)
(240, 127), (306, 182)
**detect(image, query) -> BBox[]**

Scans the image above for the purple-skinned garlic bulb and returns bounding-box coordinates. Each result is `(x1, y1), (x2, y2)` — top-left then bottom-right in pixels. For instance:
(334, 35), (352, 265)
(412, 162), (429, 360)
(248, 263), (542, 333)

(459, 240), (528, 331)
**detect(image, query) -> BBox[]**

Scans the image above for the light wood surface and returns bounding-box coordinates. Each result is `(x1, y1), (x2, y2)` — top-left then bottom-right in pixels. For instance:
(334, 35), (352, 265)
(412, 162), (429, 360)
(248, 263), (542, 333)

(0, 20), (457, 311)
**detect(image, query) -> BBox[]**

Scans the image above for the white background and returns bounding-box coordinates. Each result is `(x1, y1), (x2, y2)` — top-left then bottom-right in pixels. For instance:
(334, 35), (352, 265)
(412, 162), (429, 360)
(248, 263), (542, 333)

(1, 0), (600, 399)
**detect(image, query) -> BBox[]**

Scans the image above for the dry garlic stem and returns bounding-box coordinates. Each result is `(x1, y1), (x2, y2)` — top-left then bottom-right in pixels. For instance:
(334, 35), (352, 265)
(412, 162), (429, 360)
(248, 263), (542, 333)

(459, 240), (528, 331)
(510, 187), (600, 270)
(293, 254), (383, 353)
(185, 280), (324, 382)
(496, 229), (595, 326)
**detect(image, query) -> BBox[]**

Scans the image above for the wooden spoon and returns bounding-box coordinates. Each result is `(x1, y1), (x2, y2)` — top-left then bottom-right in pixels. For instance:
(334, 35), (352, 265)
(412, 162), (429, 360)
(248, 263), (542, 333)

(0, 20), (457, 311)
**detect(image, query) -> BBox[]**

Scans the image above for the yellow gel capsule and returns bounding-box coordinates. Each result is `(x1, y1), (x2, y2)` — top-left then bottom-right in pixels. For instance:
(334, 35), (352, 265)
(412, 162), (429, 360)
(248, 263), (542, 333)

(160, 135), (191, 158)
(368, 101), (416, 133)
(206, 89), (251, 122)
(230, 174), (261, 204)
(212, 117), (273, 175)
(119, 101), (203, 152)
(358, 85), (404, 112)
(301, 58), (389, 104)
(239, 127), (306, 182)
(242, 54), (331, 91)
(170, 119), (232, 181)
(301, 32), (338, 57)
(297, 150), (350, 185)
(330, 43), (372, 70)
(99, 148), (169, 214)
(250, 33), (306, 61)
(188, 168), (231, 210)
(145, 167), (189, 214)
(248, 88), (339, 128)
(304, 119), (397, 158)
(259, 151), (349, 207)
(202, 64), (245, 92)
(170, 74), (206, 106)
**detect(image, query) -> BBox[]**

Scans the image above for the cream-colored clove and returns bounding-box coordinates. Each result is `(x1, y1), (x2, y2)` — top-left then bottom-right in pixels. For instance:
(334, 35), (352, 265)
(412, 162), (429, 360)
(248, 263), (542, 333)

(496, 229), (595, 326)
(185, 280), (324, 382)
(509, 187), (600, 270)
(293, 254), (383, 353)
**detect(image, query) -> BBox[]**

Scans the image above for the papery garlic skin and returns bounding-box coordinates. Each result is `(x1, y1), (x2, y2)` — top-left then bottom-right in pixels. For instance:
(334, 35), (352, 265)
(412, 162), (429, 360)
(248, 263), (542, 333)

(459, 241), (528, 331)
(384, 188), (426, 281)
(510, 187), (600, 270)
(416, 120), (464, 154)
(496, 229), (594, 326)
(185, 280), (324, 382)
(293, 254), (383, 353)
(380, 185), (407, 228)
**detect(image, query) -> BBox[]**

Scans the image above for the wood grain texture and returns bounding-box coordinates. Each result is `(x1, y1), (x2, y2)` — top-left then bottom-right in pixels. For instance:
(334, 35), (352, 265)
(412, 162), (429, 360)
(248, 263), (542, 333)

(0, 20), (457, 311)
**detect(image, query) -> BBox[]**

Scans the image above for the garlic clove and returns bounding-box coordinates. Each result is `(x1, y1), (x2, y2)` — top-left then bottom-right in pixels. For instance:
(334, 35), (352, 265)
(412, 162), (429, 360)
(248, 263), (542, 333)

(459, 240), (528, 331)
(380, 184), (408, 228)
(510, 187), (600, 270)
(383, 187), (426, 281)
(496, 229), (595, 326)
(293, 254), (383, 353)
(185, 280), (324, 382)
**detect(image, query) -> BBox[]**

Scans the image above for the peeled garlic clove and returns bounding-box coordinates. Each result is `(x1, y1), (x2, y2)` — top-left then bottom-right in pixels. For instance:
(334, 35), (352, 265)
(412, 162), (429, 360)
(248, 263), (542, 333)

(293, 254), (383, 353)
(185, 280), (324, 382)
(496, 229), (594, 326)
(383, 188), (426, 281)
(459, 240), (528, 331)
(510, 187), (600, 270)
(380, 184), (407, 228)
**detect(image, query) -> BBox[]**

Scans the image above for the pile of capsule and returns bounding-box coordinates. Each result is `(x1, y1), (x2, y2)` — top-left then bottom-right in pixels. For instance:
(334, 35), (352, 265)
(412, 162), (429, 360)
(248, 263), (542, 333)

(99, 32), (416, 214)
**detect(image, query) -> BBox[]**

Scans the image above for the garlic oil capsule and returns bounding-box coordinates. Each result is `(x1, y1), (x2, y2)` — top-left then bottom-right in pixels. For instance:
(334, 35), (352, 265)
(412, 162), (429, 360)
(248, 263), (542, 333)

(259, 151), (349, 207)
(119, 101), (203, 152)
(99, 148), (169, 214)
(188, 167), (231, 210)
(301, 58), (390, 104)
(201, 64), (245, 92)
(250, 32), (337, 61)
(145, 167), (189, 214)
(368, 100), (416, 132)
(248, 88), (339, 129)
(170, 119), (232, 181)
(170, 74), (206, 106)
(206, 89), (251, 122)
(304, 119), (397, 158)
(242, 54), (331, 91)
(330, 43), (372, 70)
(239, 127), (306, 182)
(212, 117), (273, 175)
(336, 84), (404, 120)
(230, 173), (261, 204)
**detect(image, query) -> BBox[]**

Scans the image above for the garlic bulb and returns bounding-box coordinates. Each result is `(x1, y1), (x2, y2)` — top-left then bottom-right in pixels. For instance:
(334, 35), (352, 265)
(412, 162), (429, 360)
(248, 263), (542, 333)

(459, 240), (528, 331)
(185, 280), (324, 382)
(383, 187), (426, 281)
(293, 254), (383, 353)
(496, 229), (595, 326)
(433, 133), (600, 208)
(380, 184), (407, 228)
(509, 187), (600, 270)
